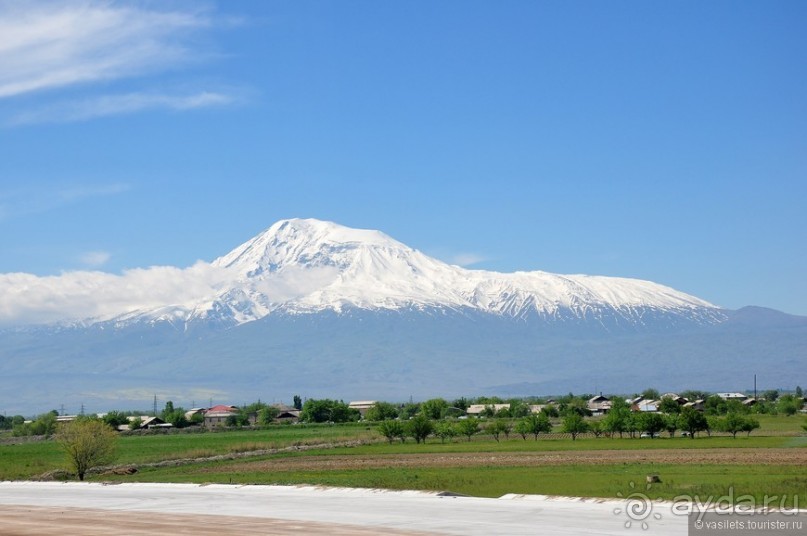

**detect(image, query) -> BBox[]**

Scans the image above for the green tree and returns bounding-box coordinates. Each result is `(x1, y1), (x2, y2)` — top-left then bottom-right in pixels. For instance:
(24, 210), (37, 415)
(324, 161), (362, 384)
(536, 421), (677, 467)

(399, 403), (420, 420)
(103, 411), (130, 428)
(457, 417), (480, 441)
(663, 414), (678, 438)
(161, 401), (175, 419)
(777, 395), (802, 416)
(293, 395), (303, 410)
(641, 388), (660, 401)
(704, 395), (728, 416)
(495, 407), (512, 419)
(541, 404), (560, 418)
(30, 412), (58, 436)
(725, 399), (749, 415)
(514, 419), (530, 440)
(795, 386), (803, 398)
(164, 408), (190, 428)
(420, 398), (448, 420)
(407, 414), (434, 444)
(763, 389), (780, 402)
(128, 417), (142, 431)
(658, 397), (682, 414)
(509, 400), (530, 418)
(637, 412), (666, 437)
(452, 397), (469, 412)
(560, 399), (591, 417)
(434, 421), (457, 443)
(677, 406), (708, 438)
(300, 399), (359, 423)
(378, 420), (406, 444)
(364, 402), (399, 421)
(521, 413), (552, 440)
(189, 412), (204, 426)
(714, 413), (745, 438)
(589, 420), (603, 438)
(562, 413), (589, 440)
(602, 400), (630, 438)
(626, 412), (641, 438)
(486, 419), (510, 443)
(257, 406), (280, 425)
(680, 390), (709, 402)
(56, 419), (118, 481)
(740, 416), (760, 437)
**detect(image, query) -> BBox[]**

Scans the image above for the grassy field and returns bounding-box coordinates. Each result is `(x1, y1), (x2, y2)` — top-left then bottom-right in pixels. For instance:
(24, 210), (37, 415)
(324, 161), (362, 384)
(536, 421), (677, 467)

(101, 461), (806, 507)
(0, 423), (375, 480)
(2, 415), (805, 506)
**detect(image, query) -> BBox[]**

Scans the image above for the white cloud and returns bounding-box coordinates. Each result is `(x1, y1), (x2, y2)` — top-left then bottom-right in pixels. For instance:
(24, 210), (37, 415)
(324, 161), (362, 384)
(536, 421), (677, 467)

(79, 251), (111, 267)
(449, 253), (488, 267)
(0, 262), (345, 327)
(0, 261), (233, 326)
(0, 1), (211, 99)
(9, 91), (235, 125)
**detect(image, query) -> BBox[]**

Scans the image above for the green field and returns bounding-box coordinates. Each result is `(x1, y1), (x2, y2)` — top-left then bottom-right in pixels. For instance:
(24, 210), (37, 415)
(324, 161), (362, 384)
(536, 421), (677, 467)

(0, 423), (376, 480)
(101, 462), (806, 507)
(1, 415), (805, 506)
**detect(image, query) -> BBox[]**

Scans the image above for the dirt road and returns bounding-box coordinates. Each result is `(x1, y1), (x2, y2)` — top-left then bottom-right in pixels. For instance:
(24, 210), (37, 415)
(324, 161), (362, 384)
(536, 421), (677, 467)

(0, 505), (440, 536)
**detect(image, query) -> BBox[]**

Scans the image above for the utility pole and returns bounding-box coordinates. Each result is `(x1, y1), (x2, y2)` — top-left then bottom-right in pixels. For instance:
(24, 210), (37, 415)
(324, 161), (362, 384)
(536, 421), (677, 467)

(80, 403), (85, 416)
(754, 374), (757, 400)
(153, 395), (158, 416)
(59, 404), (65, 416)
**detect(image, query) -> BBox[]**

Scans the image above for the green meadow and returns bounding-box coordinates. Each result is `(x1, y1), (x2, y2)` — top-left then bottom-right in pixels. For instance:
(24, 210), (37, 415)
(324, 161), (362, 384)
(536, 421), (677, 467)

(1, 415), (804, 506)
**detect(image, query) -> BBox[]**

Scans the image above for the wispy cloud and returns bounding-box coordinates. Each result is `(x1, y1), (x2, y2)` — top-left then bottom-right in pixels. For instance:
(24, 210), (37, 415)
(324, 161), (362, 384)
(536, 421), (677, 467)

(0, 1), (211, 99)
(0, 182), (130, 221)
(0, 1), (239, 124)
(450, 253), (488, 267)
(79, 251), (111, 267)
(9, 91), (235, 125)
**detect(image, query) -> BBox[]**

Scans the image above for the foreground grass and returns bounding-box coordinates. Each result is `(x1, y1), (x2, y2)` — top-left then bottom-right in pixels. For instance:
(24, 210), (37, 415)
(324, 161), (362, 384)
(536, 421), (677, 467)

(0, 424), (375, 480)
(98, 462), (805, 507)
(2, 416), (804, 505)
(2, 431), (797, 481)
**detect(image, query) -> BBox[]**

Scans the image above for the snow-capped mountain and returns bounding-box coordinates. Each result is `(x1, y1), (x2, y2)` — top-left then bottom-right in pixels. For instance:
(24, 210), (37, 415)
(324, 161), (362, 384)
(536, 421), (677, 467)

(1, 218), (805, 413)
(107, 218), (723, 328)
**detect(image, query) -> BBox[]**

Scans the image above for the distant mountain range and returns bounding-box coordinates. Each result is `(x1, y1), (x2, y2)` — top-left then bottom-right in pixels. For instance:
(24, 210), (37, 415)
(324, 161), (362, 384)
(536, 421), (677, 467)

(1, 219), (804, 413)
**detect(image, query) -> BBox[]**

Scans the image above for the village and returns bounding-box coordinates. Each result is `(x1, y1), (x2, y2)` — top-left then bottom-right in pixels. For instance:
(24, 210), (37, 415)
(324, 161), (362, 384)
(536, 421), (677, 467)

(9, 388), (798, 437)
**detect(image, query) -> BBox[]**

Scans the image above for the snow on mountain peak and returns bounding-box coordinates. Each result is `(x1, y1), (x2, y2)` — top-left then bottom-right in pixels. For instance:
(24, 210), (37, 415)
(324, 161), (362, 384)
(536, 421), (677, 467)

(212, 218), (410, 276)
(111, 218), (721, 327)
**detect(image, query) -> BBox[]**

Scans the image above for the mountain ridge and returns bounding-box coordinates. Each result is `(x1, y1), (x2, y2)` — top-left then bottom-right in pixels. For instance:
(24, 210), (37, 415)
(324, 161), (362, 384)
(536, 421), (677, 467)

(100, 218), (723, 329)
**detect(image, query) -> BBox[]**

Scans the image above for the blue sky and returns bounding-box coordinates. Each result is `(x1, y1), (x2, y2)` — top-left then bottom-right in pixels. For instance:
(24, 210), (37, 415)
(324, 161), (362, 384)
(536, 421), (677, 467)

(0, 1), (805, 317)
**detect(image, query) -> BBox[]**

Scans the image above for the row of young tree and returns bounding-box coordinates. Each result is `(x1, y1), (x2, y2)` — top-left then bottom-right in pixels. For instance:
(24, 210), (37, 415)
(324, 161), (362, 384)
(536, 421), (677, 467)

(595, 399), (760, 439)
(374, 398), (766, 444)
